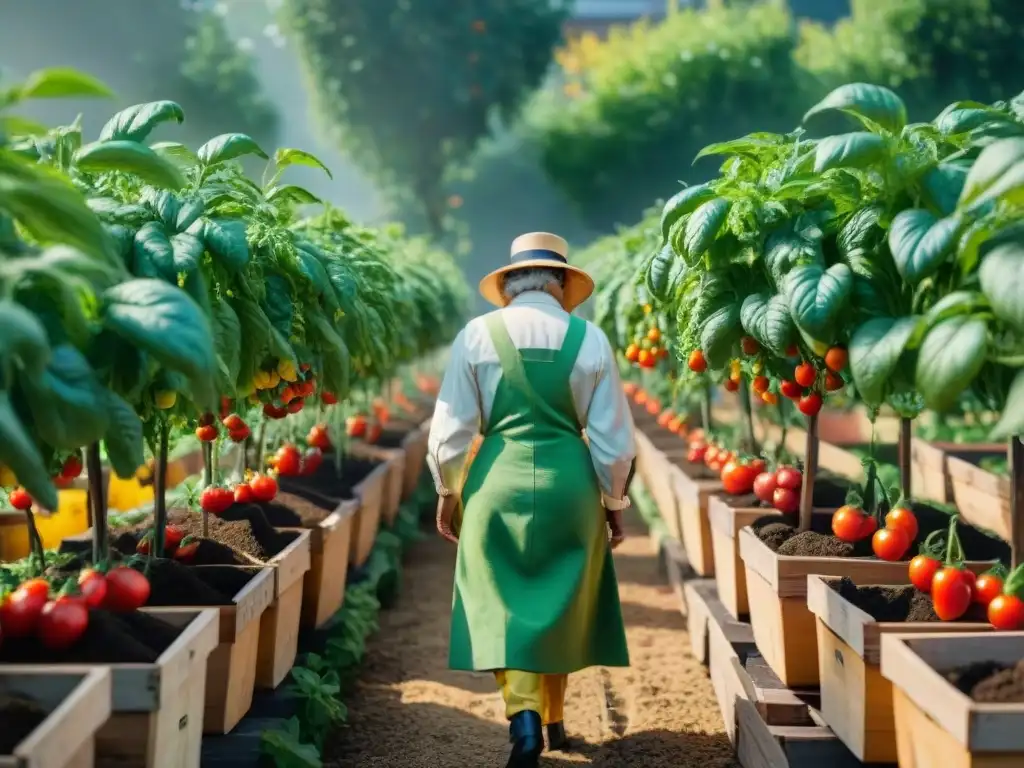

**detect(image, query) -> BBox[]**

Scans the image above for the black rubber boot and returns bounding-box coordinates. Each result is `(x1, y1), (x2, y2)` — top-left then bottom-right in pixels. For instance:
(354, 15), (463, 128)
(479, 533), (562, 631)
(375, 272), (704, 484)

(546, 721), (568, 751)
(507, 710), (544, 767)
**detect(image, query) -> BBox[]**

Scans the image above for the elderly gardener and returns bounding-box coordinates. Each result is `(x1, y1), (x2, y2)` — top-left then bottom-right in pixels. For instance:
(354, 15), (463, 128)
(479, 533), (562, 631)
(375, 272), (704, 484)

(426, 232), (635, 767)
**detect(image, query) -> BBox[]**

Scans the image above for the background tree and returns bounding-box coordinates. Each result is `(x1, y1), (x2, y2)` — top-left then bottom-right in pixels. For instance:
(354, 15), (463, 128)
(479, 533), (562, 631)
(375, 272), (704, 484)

(281, 0), (571, 237)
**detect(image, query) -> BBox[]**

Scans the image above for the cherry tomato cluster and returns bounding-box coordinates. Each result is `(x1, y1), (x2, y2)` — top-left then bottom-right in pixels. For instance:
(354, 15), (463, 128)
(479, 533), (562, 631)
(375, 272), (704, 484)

(199, 485), (235, 515)
(655, 407), (687, 436)
(831, 502), (920, 562)
(0, 568), (150, 651)
(257, 361), (318, 419)
(53, 453), (84, 489)
(136, 525), (200, 562)
(752, 465), (803, 514)
(234, 473), (279, 505)
(683, 433), (767, 495)
(196, 411), (251, 443)
(623, 305), (669, 370)
(271, 443), (322, 477)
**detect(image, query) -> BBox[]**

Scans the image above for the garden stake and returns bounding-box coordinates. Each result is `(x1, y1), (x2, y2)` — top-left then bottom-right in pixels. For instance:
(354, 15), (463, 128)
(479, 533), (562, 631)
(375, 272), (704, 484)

(86, 441), (107, 564)
(700, 381), (714, 434)
(738, 375), (758, 455)
(254, 416), (267, 473)
(153, 422), (170, 558)
(898, 416), (913, 500)
(201, 438), (214, 538)
(1011, 435), (1024, 569)
(799, 412), (819, 533)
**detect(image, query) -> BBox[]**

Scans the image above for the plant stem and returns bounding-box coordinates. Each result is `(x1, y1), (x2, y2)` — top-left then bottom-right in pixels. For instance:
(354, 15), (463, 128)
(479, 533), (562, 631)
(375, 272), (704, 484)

(1010, 435), (1024, 569)
(738, 376), (757, 454)
(202, 439), (213, 539)
(254, 418), (267, 474)
(700, 382), (713, 434)
(898, 416), (913, 500)
(23, 507), (45, 571)
(799, 413), (818, 533)
(153, 422), (170, 558)
(86, 442), (107, 564)
(776, 399), (788, 464)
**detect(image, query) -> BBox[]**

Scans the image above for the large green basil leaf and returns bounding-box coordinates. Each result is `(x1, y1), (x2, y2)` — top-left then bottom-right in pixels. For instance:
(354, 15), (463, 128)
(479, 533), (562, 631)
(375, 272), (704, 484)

(849, 316), (917, 405)
(274, 148), (333, 178)
(740, 293), (794, 356)
(660, 183), (714, 241)
(979, 240), (1024, 332)
(936, 107), (1000, 136)
(98, 101), (184, 143)
(837, 205), (885, 257)
(132, 221), (173, 280)
(645, 245), (678, 301)
(197, 133), (268, 166)
(16, 67), (113, 100)
(230, 297), (271, 388)
(308, 311), (351, 398)
(87, 329), (149, 402)
(104, 223), (135, 264)
(915, 316), (988, 412)
(101, 279), (217, 409)
(211, 297), (241, 394)
(784, 263), (852, 339)
(0, 392), (56, 511)
(170, 232), (203, 276)
(683, 198), (730, 259)
(196, 218), (250, 271)
(920, 163), (969, 216)
(23, 344), (109, 448)
(74, 141), (185, 191)
(990, 368), (1024, 439)
(143, 189), (179, 227)
(263, 274), (294, 339)
(959, 137), (1024, 210)
(764, 230), (822, 285)
(888, 209), (959, 284)
(174, 199), (205, 233)
(700, 304), (742, 368)
(102, 390), (144, 479)
(0, 301), (51, 376)
(813, 132), (888, 174)
(804, 83), (907, 133)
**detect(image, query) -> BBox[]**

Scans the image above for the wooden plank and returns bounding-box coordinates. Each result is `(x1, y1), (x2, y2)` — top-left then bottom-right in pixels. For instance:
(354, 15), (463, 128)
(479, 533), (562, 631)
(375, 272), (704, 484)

(685, 580), (756, 666)
(735, 697), (867, 768)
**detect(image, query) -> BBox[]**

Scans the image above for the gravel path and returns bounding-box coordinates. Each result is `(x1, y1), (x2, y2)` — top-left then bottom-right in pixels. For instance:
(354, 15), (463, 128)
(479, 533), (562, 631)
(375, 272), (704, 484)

(325, 513), (739, 767)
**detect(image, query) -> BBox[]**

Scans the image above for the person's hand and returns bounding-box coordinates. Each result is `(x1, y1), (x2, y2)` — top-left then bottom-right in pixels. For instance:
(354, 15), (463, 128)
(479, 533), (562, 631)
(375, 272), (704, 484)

(436, 494), (459, 544)
(606, 508), (625, 549)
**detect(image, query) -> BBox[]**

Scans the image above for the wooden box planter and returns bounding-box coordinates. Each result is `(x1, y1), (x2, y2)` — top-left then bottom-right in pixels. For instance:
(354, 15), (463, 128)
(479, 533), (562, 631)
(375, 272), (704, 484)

(910, 439), (1006, 507)
(738, 511), (997, 688)
(807, 575), (991, 764)
(198, 566), (276, 734)
(348, 442), (406, 526)
(671, 465), (722, 577)
(881, 632), (1024, 767)
(349, 460), (390, 568)
(0, 666), (112, 768)
(299, 499), (358, 630)
(708, 496), (779, 620)
(948, 454), (1012, 540)
(255, 530), (313, 690)
(399, 426), (429, 501)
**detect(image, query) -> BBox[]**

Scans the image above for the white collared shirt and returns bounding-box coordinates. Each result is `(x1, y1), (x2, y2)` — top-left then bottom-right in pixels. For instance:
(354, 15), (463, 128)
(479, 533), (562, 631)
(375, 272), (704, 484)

(426, 291), (636, 509)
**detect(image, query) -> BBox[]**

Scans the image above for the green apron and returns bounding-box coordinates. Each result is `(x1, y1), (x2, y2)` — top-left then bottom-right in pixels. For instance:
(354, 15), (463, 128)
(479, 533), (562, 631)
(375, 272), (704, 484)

(448, 312), (630, 674)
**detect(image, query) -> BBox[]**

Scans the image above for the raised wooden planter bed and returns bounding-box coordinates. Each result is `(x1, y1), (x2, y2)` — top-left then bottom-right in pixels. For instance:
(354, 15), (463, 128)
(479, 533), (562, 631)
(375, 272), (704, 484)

(738, 509), (997, 688)
(349, 443), (406, 526)
(909, 439), (1005, 507)
(198, 566), (275, 734)
(298, 499), (357, 629)
(709, 497), (779, 620)
(255, 530), (312, 690)
(948, 453), (1011, 540)
(807, 575), (991, 764)
(399, 422), (430, 500)
(672, 463), (722, 576)
(350, 460), (390, 568)
(0, 666), (112, 768)
(881, 631), (1024, 767)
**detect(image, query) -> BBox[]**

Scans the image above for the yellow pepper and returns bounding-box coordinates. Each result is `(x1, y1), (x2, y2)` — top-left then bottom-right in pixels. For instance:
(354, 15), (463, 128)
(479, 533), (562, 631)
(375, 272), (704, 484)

(253, 370), (271, 389)
(0, 465), (16, 487)
(277, 359), (298, 382)
(267, 370), (281, 388)
(154, 390), (177, 409)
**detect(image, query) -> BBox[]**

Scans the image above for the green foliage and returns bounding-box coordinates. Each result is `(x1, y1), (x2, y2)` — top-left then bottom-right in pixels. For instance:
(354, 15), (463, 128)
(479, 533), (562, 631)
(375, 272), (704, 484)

(281, 0), (570, 234)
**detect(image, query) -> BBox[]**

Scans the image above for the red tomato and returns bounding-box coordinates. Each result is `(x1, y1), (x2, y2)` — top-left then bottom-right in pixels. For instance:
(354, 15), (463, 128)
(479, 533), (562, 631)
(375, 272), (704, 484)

(228, 425), (251, 443)
(825, 346), (848, 372)
(988, 594), (1024, 630)
(723, 378), (739, 392)
(250, 474), (279, 502)
(307, 425), (332, 451)
(646, 399), (661, 415)
(932, 567), (974, 621)
(721, 460), (760, 495)
(687, 444), (707, 464)
(104, 567), (150, 612)
(625, 343), (640, 362)
(832, 505), (869, 543)
(347, 416), (367, 438)
(61, 455), (83, 479)
(688, 349), (707, 373)
(195, 424), (218, 442)
(753, 471), (777, 503)
(222, 413), (246, 431)
(794, 362), (816, 388)
(263, 404), (288, 420)
(301, 448), (324, 476)
(234, 483), (254, 504)
(751, 375), (769, 394)
(175, 538), (200, 562)
(741, 336), (759, 355)
(321, 391), (338, 405)
(824, 371), (844, 392)
(8, 487), (32, 510)
(77, 569), (107, 609)
(973, 574), (1004, 607)
(884, 507), (918, 542)
(775, 466), (802, 491)
(164, 525), (185, 549)
(703, 445), (719, 467)
(0, 582), (48, 637)
(908, 555), (942, 593)
(136, 536), (151, 555)
(365, 424), (382, 444)
(772, 487), (799, 514)
(798, 392), (823, 416)
(286, 398), (305, 414)
(872, 527), (910, 562)
(200, 487), (232, 515)
(37, 598), (89, 650)
(779, 379), (802, 399)
(860, 514), (879, 538)
(275, 445), (302, 476)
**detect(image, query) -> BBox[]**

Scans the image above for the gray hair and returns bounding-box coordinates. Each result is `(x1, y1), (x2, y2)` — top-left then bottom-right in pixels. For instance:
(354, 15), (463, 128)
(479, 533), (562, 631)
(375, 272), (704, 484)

(501, 266), (566, 301)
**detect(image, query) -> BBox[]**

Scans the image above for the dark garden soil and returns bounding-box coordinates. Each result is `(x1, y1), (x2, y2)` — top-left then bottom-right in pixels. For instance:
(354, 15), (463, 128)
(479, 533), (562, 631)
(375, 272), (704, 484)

(0, 694), (48, 754)
(948, 661), (1024, 703)
(254, 496), (332, 527)
(831, 576), (988, 623)
(674, 459), (719, 481)
(0, 608), (181, 665)
(279, 454), (381, 504)
(752, 502), (1009, 562)
(373, 425), (416, 450)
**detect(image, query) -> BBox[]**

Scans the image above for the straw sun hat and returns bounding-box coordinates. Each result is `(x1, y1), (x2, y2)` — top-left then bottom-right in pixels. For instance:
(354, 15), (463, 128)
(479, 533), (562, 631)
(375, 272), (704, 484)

(478, 232), (595, 312)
